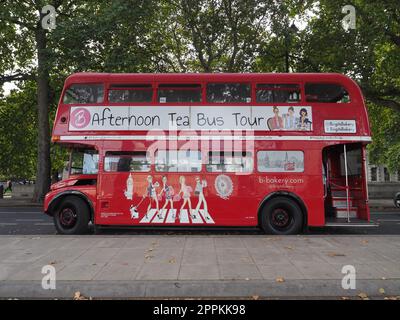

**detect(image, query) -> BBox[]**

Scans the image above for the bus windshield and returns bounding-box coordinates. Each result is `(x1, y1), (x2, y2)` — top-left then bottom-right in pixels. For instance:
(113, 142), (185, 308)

(69, 149), (99, 175)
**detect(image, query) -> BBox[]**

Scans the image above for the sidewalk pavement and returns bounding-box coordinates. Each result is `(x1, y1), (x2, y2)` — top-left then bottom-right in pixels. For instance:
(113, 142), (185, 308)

(0, 235), (399, 299)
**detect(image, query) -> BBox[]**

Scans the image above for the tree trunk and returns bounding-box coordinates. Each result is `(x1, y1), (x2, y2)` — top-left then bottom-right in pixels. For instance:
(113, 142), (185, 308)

(32, 28), (51, 203)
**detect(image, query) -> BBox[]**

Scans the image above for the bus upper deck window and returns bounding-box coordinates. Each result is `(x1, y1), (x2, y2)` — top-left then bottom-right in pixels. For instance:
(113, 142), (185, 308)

(305, 83), (350, 103)
(256, 84), (301, 103)
(63, 84), (104, 104)
(207, 83), (251, 103)
(109, 84), (153, 103)
(158, 84), (201, 103)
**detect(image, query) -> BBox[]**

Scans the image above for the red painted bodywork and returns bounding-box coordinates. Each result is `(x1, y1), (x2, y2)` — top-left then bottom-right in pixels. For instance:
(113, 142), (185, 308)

(44, 73), (371, 228)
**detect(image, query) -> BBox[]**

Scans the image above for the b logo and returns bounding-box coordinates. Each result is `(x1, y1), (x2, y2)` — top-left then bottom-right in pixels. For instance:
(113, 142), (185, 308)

(70, 108), (91, 129)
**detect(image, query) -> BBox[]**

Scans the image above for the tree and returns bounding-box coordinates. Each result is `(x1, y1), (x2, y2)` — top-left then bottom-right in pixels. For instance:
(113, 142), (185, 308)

(0, 0), (79, 201)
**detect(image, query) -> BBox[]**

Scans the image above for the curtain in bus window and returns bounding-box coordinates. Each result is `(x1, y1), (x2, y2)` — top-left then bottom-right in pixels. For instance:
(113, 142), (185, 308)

(206, 83), (251, 103)
(155, 150), (201, 172)
(256, 84), (301, 103)
(104, 152), (150, 172)
(108, 84), (153, 103)
(158, 84), (201, 103)
(63, 84), (104, 104)
(206, 152), (253, 172)
(305, 83), (350, 103)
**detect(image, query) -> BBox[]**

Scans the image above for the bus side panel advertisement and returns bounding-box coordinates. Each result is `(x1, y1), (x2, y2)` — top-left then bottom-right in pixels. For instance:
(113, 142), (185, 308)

(68, 106), (313, 132)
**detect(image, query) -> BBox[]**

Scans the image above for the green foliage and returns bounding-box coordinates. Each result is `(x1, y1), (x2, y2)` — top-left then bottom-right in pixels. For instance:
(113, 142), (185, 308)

(0, 82), (37, 179)
(0, 0), (399, 179)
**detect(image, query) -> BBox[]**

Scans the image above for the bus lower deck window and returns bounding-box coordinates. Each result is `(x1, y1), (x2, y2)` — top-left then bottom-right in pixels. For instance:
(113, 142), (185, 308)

(206, 152), (253, 172)
(207, 83), (251, 103)
(104, 152), (151, 172)
(70, 150), (99, 175)
(155, 150), (202, 172)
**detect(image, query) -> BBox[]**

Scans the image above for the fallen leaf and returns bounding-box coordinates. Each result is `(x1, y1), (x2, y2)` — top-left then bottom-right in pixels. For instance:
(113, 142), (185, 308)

(276, 277), (285, 283)
(168, 257), (176, 264)
(381, 277), (386, 280)
(361, 240), (369, 245)
(284, 246), (294, 250)
(327, 252), (346, 257)
(73, 291), (88, 300)
(49, 261), (57, 265)
(379, 288), (385, 295)
(340, 297), (350, 300)
(358, 292), (368, 299)
(252, 295), (259, 300)
(245, 278), (250, 281)
(145, 255), (153, 260)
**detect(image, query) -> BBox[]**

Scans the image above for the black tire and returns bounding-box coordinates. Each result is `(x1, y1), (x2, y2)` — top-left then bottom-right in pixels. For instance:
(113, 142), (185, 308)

(394, 193), (400, 208)
(260, 197), (304, 235)
(53, 196), (90, 235)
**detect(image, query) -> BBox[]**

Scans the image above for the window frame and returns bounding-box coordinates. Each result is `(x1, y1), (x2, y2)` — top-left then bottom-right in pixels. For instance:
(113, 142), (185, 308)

(154, 149), (203, 173)
(107, 84), (154, 104)
(206, 82), (252, 105)
(255, 83), (302, 104)
(63, 83), (105, 105)
(205, 151), (254, 173)
(103, 151), (151, 173)
(256, 150), (305, 173)
(305, 82), (351, 104)
(157, 83), (203, 104)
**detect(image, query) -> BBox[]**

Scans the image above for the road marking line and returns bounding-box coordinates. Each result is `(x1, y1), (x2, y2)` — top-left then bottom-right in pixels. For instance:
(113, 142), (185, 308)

(0, 212), (42, 214)
(34, 223), (54, 226)
(377, 219), (400, 222)
(16, 219), (46, 222)
(0, 223), (18, 226)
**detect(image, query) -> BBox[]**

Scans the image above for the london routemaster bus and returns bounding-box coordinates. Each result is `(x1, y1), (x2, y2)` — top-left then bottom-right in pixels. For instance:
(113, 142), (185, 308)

(44, 73), (374, 235)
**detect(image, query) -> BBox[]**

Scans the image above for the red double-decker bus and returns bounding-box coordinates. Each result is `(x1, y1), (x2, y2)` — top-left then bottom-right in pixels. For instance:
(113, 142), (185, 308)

(44, 73), (373, 235)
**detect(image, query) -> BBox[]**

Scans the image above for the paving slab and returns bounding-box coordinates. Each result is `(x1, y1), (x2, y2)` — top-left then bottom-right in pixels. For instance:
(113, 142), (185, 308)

(0, 235), (399, 298)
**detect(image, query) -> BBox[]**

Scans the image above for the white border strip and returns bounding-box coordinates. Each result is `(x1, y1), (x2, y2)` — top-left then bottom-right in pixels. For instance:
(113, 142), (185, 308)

(59, 135), (372, 142)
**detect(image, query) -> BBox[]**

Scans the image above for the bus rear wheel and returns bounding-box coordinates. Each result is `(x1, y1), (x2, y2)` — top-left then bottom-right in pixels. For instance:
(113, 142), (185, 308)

(261, 197), (303, 235)
(54, 196), (90, 235)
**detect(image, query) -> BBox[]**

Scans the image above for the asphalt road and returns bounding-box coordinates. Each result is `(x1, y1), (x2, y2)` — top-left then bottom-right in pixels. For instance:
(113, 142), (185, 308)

(0, 206), (399, 235)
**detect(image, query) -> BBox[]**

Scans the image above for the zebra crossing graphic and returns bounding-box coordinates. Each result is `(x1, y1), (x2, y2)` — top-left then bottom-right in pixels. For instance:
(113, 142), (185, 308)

(139, 209), (215, 224)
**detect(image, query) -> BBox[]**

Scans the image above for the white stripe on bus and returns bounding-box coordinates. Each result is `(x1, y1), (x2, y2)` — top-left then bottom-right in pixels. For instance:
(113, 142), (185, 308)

(59, 135), (372, 142)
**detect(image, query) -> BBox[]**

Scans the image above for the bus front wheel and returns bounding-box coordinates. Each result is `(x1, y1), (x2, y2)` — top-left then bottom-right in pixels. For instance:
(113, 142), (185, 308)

(261, 197), (303, 235)
(54, 196), (90, 235)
